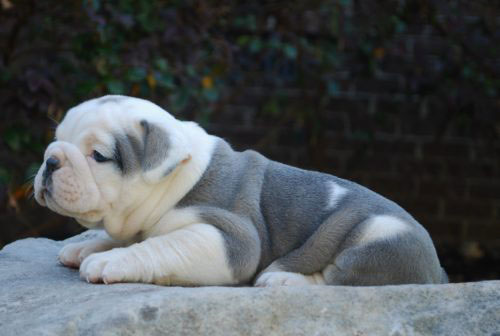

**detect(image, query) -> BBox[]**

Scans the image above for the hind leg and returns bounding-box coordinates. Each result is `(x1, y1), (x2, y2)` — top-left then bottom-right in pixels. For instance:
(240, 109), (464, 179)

(323, 235), (441, 286)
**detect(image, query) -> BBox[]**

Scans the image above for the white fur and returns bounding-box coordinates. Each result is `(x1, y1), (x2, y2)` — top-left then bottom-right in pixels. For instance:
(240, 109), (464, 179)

(325, 181), (348, 210)
(255, 271), (325, 287)
(357, 215), (409, 244)
(59, 237), (123, 268)
(80, 223), (235, 285)
(141, 207), (202, 238)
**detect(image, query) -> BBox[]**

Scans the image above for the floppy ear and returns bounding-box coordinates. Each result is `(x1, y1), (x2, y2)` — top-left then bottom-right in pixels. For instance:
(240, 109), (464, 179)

(140, 119), (191, 184)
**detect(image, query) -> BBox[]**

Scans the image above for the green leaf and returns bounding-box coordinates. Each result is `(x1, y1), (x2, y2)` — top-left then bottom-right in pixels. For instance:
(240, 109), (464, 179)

(172, 88), (189, 111)
(127, 67), (147, 82)
(25, 163), (41, 180)
(0, 167), (10, 184)
(3, 128), (30, 151)
(106, 80), (125, 94)
(237, 35), (250, 46)
(155, 58), (169, 71)
(283, 45), (298, 59)
(186, 65), (197, 78)
(249, 37), (262, 53)
(263, 99), (280, 117)
(155, 72), (175, 89)
(203, 88), (219, 102)
(327, 80), (340, 96)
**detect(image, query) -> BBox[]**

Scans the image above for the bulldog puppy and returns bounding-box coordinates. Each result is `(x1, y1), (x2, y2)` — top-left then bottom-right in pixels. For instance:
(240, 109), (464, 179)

(34, 95), (447, 286)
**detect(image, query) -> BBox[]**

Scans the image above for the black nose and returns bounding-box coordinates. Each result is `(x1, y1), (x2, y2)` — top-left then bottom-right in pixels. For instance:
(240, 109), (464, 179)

(45, 156), (61, 173)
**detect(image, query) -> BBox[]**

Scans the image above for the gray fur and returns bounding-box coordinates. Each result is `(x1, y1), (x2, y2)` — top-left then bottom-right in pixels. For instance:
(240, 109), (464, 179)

(113, 121), (174, 176)
(179, 139), (446, 285)
(114, 133), (142, 174)
(140, 120), (171, 172)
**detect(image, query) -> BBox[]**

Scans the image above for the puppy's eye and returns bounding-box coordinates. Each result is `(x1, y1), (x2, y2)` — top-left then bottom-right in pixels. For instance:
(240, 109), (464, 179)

(92, 150), (111, 163)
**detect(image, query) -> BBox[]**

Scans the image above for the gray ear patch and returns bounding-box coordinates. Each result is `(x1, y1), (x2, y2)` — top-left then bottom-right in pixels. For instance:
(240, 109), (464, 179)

(113, 133), (142, 174)
(113, 120), (172, 176)
(140, 120), (171, 171)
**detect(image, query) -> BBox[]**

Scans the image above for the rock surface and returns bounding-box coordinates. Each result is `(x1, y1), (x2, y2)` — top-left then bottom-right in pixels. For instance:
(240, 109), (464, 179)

(0, 231), (499, 336)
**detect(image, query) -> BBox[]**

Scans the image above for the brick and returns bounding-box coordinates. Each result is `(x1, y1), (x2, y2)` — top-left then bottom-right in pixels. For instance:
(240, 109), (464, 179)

(364, 176), (416, 197)
(444, 201), (494, 219)
(466, 161), (499, 178)
(396, 198), (441, 217)
(328, 97), (365, 115)
(354, 78), (403, 94)
(370, 139), (416, 156)
(422, 142), (470, 159)
(211, 105), (256, 126)
(206, 124), (268, 146)
(345, 154), (395, 175)
(414, 36), (450, 56)
(396, 158), (444, 177)
(418, 180), (468, 199)
(418, 217), (462, 240)
(277, 128), (308, 146)
(461, 220), (500, 243)
(323, 133), (365, 152)
(321, 113), (347, 133)
(380, 56), (414, 74)
(469, 182), (500, 200)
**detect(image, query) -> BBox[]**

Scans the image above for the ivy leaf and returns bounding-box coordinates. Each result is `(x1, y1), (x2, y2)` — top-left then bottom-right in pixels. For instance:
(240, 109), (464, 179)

(283, 45), (298, 59)
(106, 80), (125, 94)
(3, 128), (31, 151)
(155, 72), (174, 89)
(155, 58), (169, 71)
(327, 80), (340, 96)
(203, 88), (219, 102)
(127, 67), (147, 82)
(0, 167), (10, 184)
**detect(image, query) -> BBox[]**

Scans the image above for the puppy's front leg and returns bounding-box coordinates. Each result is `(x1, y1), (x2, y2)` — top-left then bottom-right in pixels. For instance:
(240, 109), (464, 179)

(79, 224), (236, 285)
(59, 231), (123, 268)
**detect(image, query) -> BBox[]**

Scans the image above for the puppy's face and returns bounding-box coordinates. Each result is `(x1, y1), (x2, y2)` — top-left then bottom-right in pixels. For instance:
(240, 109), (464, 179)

(34, 95), (190, 231)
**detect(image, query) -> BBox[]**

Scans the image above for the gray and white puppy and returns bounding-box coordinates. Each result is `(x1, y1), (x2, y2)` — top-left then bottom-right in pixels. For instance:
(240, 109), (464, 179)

(33, 95), (447, 286)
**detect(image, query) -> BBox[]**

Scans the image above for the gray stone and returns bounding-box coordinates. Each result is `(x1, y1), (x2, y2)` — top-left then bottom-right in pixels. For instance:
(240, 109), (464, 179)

(0, 231), (499, 336)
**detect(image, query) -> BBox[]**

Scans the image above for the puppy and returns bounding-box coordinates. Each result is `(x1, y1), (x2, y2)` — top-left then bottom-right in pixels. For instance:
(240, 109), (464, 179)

(34, 95), (447, 286)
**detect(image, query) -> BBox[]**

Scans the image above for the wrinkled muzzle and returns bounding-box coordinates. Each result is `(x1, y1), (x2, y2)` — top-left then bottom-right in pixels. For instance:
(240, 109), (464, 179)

(34, 141), (102, 218)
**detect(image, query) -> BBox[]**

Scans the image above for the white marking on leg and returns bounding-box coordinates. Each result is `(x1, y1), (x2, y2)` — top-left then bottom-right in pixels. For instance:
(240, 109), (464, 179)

(59, 237), (122, 268)
(357, 215), (409, 244)
(255, 271), (325, 287)
(80, 223), (236, 286)
(325, 181), (348, 210)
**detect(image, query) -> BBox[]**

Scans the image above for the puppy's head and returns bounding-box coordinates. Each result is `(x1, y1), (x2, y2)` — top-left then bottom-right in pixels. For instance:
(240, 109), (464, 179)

(34, 95), (191, 231)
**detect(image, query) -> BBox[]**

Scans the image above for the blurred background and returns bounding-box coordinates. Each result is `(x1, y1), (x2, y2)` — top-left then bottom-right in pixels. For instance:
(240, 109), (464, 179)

(0, 0), (499, 282)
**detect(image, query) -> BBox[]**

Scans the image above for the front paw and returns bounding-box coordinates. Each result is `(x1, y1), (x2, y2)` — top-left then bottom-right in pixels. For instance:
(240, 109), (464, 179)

(59, 241), (103, 268)
(79, 248), (137, 284)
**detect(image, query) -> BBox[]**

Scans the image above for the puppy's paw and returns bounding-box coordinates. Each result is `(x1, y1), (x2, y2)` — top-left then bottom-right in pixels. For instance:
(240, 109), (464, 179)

(79, 248), (137, 284)
(59, 239), (114, 268)
(254, 271), (312, 287)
